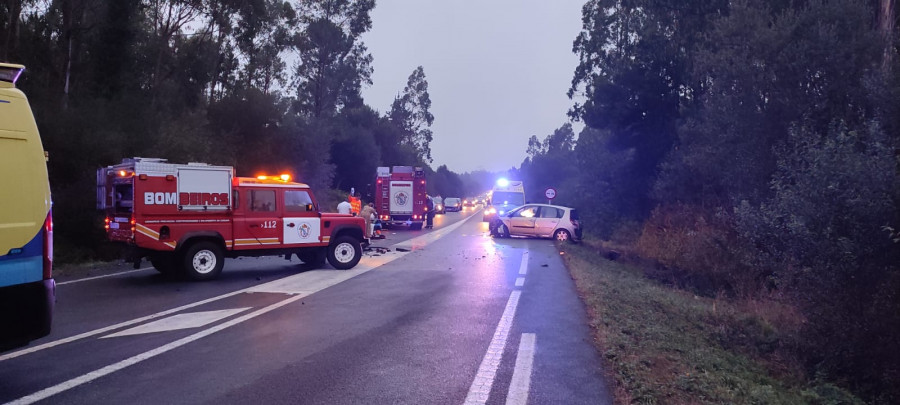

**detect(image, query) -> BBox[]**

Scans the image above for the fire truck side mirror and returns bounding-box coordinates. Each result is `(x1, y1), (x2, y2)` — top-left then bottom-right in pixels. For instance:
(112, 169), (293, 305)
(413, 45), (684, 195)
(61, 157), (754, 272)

(306, 203), (314, 212)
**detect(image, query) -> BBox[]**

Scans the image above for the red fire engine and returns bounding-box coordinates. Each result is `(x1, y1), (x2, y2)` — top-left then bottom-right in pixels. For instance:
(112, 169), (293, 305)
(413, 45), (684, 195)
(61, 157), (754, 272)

(374, 166), (427, 230)
(97, 158), (368, 280)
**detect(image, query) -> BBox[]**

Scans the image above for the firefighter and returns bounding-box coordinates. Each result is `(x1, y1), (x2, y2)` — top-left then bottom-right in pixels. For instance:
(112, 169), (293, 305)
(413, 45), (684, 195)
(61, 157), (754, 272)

(425, 194), (435, 229)
(359, 202), (377, 238)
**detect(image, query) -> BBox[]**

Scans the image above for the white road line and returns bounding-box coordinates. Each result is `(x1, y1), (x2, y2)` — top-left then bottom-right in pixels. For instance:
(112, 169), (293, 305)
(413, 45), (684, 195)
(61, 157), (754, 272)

(518, 251), (529, 275)
(5, 294), (306, 405)
(0, 289), (246, 362)
(505, 333), (536, 405)
(1, 214), (477, 362)
(56, 267), (154, 285)
(102, 308), (251, 338)
(464, 290), (522, 405)
(515, 277), (525, 287)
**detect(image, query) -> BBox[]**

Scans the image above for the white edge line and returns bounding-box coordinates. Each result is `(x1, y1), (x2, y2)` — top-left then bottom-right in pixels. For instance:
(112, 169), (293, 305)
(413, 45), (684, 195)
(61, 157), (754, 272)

(57, 267), (154, 285)
(505, 333), (536, 405)
(6, 294), (306, 405)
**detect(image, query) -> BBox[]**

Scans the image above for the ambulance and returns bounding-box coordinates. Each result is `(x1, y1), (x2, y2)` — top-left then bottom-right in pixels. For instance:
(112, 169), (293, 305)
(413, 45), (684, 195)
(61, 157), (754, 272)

(0, 63), (54, 350)
(483, 179), (526, 222)
(98, 158), (368, 280)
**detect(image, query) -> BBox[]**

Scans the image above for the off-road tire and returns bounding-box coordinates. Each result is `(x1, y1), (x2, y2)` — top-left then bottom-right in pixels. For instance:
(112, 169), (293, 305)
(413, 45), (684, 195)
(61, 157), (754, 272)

(327, 236), (362, 270)
(182, 241), (224, 281)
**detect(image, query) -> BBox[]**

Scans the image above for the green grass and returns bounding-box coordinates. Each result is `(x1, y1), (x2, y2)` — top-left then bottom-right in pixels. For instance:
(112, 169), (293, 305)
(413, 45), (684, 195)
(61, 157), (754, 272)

(559, 242), (863, 405)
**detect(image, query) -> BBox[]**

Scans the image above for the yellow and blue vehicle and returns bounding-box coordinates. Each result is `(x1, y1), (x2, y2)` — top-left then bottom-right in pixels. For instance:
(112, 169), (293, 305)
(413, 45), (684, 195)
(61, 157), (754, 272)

(482, 179), (525, 222)
(0, 63), (55, 350)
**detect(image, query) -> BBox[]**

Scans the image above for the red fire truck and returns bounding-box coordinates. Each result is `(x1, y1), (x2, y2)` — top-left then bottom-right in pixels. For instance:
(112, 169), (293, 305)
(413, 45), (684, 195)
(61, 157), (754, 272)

(374, 166), (427, 230)
(97, 158), (368, 280)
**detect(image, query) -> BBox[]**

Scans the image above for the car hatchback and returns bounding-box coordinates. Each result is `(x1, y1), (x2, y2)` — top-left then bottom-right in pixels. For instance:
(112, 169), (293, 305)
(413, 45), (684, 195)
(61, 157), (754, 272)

(489, 204), (582, 242)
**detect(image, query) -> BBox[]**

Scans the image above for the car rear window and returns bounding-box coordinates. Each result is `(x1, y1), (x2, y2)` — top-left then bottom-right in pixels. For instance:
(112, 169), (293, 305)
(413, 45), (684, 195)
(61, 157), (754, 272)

(569, 209), (579, 220)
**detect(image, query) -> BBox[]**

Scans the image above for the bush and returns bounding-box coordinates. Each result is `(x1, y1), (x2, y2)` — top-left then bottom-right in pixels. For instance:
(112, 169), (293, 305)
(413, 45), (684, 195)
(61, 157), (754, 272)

(635, 204), (764, 297)
(735, 121), (900, 403)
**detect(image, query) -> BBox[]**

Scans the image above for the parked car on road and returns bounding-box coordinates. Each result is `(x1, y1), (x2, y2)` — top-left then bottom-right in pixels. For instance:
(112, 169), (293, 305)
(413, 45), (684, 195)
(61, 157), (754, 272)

(489, 204), (581, 243)
(433, 196), (445, 214)
(444, 197), (462, 212)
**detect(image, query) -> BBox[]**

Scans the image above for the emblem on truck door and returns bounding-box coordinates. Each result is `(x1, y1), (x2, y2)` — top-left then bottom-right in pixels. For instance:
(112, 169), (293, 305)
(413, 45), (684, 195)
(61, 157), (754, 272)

(394, 192), (408, 206)
(299, 223), (312, 239)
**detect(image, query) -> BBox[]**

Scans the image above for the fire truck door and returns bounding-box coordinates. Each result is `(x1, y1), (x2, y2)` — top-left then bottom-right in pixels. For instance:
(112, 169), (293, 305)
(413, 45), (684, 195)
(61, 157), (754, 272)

(234, 189), (281, 249)
(282, 190), (321, 245)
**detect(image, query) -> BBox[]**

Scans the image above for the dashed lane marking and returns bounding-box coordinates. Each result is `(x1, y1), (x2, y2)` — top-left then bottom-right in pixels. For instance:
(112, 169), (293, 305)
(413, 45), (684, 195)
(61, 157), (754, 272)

(505, 333), (536, 405)
(518, 251), (529, 275)
(515, 277), (525, 287)
(463, 290), (522, 405)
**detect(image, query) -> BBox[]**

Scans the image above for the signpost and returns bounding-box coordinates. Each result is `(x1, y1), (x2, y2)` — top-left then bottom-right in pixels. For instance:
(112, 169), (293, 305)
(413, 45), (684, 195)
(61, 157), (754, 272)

(545, 187), (557, 204)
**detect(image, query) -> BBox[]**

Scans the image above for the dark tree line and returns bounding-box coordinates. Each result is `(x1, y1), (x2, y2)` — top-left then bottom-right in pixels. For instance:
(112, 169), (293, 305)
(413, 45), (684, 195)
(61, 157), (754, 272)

(516, 0), (899, 402)
(0, 0), (453, 261)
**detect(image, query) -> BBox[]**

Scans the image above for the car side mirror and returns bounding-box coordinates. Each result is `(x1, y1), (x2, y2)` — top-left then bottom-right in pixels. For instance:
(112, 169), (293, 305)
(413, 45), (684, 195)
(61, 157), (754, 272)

(306, 203), (314, 212)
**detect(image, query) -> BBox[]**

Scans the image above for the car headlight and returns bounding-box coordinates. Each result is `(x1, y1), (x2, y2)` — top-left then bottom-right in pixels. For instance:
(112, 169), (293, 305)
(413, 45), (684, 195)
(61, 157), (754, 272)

(499, 210), (505, 215)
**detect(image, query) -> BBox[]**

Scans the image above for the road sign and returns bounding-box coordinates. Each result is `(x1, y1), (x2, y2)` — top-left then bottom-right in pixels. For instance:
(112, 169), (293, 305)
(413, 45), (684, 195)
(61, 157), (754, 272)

(544, 188), (557, 200)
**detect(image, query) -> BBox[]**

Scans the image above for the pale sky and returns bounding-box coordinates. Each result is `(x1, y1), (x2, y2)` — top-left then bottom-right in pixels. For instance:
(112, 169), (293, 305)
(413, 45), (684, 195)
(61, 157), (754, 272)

(361, 0), (586, 173)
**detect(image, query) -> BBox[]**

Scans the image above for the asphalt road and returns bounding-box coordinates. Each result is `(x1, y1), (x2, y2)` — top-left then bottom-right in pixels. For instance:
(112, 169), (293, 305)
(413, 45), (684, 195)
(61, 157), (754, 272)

(0, 207), (611, 405)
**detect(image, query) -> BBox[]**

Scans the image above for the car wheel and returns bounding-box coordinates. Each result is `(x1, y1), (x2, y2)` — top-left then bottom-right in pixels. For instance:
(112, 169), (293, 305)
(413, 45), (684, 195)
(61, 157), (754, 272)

(182, 241), (224, 281)
(327, 236), (362, 270)
(150, 253), (178, 276)
(554, 229), (572, 243)
(297, 248), (326, 267)
(498, 223), (510, 238)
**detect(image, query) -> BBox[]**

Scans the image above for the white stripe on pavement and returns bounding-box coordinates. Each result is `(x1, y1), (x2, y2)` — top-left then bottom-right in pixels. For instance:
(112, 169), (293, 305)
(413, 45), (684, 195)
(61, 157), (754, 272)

(56, 267), (154, 285)
(515, 277), (525, 287)
(505, 333), (536, 405)
(102, 308), (251, 338)
(518, 251), (529, 275)
(464, 290), (522, 405)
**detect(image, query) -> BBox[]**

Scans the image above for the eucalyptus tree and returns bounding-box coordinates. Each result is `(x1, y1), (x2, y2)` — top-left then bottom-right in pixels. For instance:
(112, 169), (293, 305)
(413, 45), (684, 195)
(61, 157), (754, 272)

(388, 66), (434, 163)
(291, 0), (374, 118)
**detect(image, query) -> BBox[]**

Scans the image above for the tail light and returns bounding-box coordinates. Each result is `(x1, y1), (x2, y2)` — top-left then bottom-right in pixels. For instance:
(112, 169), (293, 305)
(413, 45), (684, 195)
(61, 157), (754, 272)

(104, 217), (110, 230)
(130, 217), (136, 232)
(43, 211), (53, 279)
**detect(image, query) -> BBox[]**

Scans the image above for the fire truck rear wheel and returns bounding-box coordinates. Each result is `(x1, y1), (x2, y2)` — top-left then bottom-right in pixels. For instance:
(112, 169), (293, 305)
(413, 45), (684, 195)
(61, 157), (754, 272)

(327, 236), (362, 270)
(182, 241), (224, 280)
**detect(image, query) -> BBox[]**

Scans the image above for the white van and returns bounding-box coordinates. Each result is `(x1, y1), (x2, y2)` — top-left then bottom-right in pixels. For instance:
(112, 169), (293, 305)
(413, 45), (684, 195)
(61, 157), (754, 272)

(0, 63), (55, 350)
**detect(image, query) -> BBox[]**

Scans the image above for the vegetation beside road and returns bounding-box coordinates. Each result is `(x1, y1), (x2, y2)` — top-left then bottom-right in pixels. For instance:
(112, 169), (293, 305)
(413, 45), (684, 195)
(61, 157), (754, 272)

(560, 241), (864, 405)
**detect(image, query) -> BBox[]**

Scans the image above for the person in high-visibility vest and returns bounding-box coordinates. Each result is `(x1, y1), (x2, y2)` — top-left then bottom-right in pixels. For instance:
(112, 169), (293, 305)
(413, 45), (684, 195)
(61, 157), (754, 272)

(349, 195), (361, 216)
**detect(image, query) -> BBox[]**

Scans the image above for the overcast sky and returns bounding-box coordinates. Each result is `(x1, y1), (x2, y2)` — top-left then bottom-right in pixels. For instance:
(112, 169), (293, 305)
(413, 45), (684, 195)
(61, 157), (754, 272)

(360, 0), (586, 174)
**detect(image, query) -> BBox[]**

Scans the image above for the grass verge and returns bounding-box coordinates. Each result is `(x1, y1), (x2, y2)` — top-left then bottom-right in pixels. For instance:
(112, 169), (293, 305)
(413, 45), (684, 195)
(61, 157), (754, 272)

(559, 242), (862, 405)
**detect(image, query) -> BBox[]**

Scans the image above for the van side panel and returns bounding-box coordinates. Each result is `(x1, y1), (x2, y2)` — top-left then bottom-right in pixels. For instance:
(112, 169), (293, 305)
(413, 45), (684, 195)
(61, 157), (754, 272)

(0, 76), (55, 349)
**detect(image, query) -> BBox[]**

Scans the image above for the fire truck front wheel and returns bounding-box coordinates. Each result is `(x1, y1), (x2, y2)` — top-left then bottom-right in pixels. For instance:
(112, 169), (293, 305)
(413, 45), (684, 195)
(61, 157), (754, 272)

(182, 241), (225, 280)
(327, 236), (362, 270)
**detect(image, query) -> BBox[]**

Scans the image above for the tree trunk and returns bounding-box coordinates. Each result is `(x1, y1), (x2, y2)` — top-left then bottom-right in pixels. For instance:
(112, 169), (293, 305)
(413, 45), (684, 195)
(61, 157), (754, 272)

(2, 0), (23, 61)
(879, 0), (896, 70)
